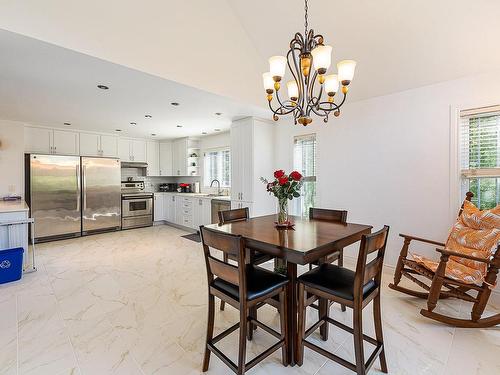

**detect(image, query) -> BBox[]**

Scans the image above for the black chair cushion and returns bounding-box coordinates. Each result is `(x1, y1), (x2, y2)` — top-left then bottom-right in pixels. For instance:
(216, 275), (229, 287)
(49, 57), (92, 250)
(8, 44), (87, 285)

(298, 263), (377, 301)
(212, 266), (288, 301)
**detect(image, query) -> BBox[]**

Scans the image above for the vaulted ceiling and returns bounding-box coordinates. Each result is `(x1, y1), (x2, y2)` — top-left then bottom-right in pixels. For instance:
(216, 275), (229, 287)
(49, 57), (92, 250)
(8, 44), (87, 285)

(1, 0), (499, 107)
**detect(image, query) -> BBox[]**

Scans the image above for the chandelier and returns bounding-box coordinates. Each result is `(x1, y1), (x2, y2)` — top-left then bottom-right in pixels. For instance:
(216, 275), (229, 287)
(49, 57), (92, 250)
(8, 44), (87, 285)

(263, 0), (356, 126)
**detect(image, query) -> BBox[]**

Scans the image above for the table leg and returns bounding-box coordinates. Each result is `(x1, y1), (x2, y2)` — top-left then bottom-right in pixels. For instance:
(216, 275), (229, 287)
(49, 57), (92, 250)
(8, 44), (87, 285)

(286, 262), (297, 366)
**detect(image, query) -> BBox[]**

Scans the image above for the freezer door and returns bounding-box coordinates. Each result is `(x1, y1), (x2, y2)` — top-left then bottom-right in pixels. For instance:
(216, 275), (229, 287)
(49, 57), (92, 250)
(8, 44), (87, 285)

(30, 154), (81, 240)
(82, 157), (121, 233)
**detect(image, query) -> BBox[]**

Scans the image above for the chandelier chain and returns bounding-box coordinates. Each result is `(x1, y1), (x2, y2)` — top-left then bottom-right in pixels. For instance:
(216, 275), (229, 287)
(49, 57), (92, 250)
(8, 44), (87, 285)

(304, 0), (309, 36)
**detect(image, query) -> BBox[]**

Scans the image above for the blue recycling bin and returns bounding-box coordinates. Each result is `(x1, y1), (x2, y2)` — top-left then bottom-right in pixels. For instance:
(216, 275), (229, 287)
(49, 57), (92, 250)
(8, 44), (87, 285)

(0, 247), (24, 284)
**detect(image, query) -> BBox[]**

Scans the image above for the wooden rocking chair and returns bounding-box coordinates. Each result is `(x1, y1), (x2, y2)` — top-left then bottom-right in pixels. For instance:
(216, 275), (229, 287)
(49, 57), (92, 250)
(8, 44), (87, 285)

(389, 192), (500, 328)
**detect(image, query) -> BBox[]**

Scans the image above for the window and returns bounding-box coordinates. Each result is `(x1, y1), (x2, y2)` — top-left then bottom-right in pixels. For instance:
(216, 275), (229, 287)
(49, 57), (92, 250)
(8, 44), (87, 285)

(460, 105), (500, 209)
(204, 148), (231, 188)
(293, 134), (317, 216)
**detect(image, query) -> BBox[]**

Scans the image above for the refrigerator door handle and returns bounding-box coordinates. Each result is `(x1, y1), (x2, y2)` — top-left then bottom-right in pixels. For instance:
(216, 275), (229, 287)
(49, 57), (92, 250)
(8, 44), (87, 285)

(76, 165), (81, 211)
(82, 165), (87, 210)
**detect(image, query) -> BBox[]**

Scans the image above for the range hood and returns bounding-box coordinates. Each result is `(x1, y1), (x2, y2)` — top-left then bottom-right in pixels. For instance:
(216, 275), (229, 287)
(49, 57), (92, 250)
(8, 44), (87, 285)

(120, 161), (148, 168)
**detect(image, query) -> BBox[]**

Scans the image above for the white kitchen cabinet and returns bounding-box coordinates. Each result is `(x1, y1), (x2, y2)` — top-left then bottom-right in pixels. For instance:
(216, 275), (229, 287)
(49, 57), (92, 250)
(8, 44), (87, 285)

(153, 193), (166, 221)
(172, 138), (187, 176)
(193, 198), (211, 229)
(230, 117), (275, 217)
(175, 196), (193, 228)
(131, 139), (146, 162)
(118, 138), (147, 162)
(80, 133), (118, 157)
(159, 142), (173, 176)
(25, 127), (79, 155)
(146, 141), (159, 176)
(24, 127), (52, 153)
(165, 194), (176, 222)
(52, 130), (79, 155)
(100, 135), (119, 157)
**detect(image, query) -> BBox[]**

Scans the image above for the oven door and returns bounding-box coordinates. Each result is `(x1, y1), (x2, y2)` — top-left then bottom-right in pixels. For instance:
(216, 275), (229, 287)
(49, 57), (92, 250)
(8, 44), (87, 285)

(122, 197), (152, 217)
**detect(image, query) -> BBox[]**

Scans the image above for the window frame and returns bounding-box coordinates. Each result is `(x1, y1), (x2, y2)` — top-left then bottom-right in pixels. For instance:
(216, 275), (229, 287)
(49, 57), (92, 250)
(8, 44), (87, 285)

(453, 104), (500, 215)
(203, 146), (231, 188)
(292, 133), (317, 217)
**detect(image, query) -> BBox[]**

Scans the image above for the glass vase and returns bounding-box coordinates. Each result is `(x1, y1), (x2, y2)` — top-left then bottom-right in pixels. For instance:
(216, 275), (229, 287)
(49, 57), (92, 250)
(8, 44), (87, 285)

(277, 197), (289, 225)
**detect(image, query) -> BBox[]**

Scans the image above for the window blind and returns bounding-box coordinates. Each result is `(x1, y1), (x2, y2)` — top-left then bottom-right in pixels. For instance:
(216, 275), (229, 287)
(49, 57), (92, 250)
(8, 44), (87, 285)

(203, 148), (231, 187)
(460, 105), (500, 209)
(293, 134), (316, 182)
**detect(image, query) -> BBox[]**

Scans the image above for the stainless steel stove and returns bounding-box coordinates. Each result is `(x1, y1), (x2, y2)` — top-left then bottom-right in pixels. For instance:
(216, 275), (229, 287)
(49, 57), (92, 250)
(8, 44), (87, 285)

(121, 181), (153, 229)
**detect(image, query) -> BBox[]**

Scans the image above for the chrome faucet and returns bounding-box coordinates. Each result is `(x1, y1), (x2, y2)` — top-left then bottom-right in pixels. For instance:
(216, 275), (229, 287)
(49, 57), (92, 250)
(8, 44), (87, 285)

(210, 179), (221, 195)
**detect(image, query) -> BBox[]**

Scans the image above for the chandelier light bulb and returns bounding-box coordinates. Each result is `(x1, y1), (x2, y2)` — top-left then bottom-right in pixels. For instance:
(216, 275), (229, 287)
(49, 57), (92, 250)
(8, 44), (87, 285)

(337, 60), (357, 85)
(262, 72), (275, 93)
(269, 56), (287, 81)
(286, 80), (299, 101)
(324, 74), (339, 95)
(311, 45), (332, 74)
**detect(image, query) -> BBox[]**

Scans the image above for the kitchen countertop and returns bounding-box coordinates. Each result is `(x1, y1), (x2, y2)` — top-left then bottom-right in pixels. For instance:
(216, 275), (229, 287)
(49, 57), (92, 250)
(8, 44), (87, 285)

(0, 200), (30, 214)
(151, 192), (231, 201)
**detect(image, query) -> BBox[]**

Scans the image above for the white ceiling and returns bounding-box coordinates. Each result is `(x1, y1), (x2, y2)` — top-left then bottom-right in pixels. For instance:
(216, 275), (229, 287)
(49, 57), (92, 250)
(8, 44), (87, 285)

(1, 0), (500, 132)
(0, 29), (266, 139)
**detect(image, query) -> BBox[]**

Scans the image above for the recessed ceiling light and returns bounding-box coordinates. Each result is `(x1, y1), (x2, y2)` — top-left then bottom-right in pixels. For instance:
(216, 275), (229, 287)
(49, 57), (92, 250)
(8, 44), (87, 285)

(215, 112), (222, 116)
(63, 122), (71, 126)
(97, 84), (109, 90)
(151, 133), (156, 136)
(145, 114), (152, 118)
(170, 102), (180, 106)
(130, 122), (137, 125)
(214, 128), (221, 132)
(202, 132), (207, 135)
(176, 125), (183, 128)
(115, 129), (122, 132)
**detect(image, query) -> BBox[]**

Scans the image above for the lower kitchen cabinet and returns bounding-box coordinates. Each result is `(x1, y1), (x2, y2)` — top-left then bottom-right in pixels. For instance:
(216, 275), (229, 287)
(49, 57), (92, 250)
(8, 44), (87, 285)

(153, 193), (166, 221)
(193, 198), (211, 229)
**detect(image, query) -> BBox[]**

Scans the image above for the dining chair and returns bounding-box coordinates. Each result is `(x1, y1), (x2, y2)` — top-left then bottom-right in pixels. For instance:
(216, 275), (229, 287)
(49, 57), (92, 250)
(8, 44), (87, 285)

(218, 207), (275, 312)
(296, 226), (390, 375)
(200, 226), (289, 374)
(309, 207), (348, 315)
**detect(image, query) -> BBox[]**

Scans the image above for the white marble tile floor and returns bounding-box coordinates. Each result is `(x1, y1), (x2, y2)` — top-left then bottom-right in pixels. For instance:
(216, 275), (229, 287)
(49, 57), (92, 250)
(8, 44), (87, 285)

(0, 225), (499, 375)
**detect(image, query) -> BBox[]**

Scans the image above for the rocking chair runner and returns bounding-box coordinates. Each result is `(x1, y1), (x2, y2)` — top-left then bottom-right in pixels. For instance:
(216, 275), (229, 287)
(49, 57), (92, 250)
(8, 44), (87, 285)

(389, 192), (500, 328)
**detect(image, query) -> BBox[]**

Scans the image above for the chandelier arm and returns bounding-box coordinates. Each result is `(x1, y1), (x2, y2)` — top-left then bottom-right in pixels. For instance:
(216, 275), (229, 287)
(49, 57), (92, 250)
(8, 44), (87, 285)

(270, 92), (301, 117)
(308, 70), (318, 102)
(290, 47), (306, 114)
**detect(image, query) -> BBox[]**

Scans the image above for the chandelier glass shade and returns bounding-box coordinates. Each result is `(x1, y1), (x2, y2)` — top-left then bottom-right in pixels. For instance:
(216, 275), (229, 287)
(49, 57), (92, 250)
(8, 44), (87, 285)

(263, 0), (356, 126)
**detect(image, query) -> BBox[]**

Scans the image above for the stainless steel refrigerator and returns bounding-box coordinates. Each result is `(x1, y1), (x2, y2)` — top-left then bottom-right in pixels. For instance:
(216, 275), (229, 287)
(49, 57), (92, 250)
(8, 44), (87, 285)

(25, 154), (121, 242)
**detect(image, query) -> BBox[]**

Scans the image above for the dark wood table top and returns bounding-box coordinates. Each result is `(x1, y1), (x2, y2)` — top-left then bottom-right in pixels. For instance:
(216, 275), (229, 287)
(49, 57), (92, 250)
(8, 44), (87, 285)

(205, 214), (372, 265)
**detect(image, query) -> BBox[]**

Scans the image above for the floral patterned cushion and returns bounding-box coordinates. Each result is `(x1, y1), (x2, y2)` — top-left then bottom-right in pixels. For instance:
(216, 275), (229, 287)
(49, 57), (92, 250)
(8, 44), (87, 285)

(411, 200), (500, 285)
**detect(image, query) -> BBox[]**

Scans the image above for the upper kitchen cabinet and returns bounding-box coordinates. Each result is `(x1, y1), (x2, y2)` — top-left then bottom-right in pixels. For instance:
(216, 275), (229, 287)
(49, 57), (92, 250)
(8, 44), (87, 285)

(230, 117), (275, 217)
(80, 132), (118, 157)
(146, 141), (159, 176)
(25, 126), (79, 155)
(159, 142), (173, 176)
(172, 138), (200, 176)
(118, 138), (147, 162)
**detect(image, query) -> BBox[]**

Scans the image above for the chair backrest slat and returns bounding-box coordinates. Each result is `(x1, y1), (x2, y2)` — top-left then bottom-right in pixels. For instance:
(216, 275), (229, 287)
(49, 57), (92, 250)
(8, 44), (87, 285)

(355, 226), (390, 300)
(208, 256), (240, 285)
(219, 207), (249, 225)
(309, 208), (347, 224)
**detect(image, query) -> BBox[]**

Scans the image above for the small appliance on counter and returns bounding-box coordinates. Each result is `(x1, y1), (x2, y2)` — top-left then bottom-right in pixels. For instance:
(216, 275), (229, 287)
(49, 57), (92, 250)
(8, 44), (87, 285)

(193, 182), (201, 193)
(177, 183), (192, 193)
(158, 183), (178, 192)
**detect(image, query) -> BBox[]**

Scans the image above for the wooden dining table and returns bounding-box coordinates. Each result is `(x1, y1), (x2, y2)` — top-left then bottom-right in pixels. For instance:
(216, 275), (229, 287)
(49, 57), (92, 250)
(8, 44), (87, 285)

(204, 214), (372, 366)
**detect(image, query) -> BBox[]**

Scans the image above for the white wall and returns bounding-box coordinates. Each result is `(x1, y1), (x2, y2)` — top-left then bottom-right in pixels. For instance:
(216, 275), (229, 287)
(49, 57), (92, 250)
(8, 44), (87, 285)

(199, 132), (230, 192)
(0, 119), (24, 198)
(275, 70), (500, 267)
